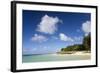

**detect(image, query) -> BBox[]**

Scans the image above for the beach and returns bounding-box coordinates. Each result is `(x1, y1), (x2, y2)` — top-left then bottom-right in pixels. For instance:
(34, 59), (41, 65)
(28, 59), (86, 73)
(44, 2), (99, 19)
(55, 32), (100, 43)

(22, 51), (91, 63)
(56, 51), (91, 55)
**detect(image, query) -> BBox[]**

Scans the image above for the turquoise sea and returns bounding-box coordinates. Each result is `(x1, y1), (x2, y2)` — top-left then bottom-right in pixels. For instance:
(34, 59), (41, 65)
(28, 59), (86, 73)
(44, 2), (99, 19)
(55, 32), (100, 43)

(22, 54), (91, 63)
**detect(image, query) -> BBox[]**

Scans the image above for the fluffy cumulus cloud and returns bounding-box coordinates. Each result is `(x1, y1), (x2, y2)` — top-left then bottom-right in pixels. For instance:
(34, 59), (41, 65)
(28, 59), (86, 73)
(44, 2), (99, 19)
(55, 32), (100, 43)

(59, 33), (74, 42)
(82, 21), (91, 36)
(31, 34), (48, 42)
(36, 14), (62, 34)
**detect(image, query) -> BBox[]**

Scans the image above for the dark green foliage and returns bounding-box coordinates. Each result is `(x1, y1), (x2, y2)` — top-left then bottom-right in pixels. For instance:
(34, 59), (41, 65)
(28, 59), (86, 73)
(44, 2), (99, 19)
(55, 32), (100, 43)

(83, 33), (91, 51)
(61, 44), (85, 51)
(60, 34), (91, 52)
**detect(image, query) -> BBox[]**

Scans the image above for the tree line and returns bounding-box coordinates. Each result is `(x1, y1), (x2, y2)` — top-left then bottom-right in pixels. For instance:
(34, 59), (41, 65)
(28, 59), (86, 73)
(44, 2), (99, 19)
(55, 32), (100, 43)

(60, 34), (91, 52)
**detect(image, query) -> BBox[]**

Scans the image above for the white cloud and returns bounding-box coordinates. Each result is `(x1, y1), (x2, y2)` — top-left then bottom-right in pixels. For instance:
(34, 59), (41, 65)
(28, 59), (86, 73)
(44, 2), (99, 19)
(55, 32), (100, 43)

(36, 14), (61, 34)
(82, 21), (91, 36)
(31, 34), (48, 42)
(59, 33), (74, 42)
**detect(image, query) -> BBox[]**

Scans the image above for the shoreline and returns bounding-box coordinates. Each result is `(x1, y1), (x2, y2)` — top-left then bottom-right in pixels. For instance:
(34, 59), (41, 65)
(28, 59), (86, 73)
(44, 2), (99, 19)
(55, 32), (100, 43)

(55, 51), (91, 56)
(23, 51), (91, 56)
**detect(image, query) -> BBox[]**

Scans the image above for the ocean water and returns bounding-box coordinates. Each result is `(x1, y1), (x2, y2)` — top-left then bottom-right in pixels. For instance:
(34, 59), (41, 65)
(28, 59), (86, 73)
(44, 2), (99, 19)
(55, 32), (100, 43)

(22, 54), (91, 63)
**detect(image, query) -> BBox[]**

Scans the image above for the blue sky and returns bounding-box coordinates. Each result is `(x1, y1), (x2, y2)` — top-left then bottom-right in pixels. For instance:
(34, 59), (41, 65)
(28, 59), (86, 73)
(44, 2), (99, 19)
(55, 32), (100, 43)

(22, 10), (91, 55)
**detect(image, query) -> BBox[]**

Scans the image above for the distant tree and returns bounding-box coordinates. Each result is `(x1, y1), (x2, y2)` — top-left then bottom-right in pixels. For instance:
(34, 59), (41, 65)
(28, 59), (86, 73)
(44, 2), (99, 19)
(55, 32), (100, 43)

(74, 45), (85, 51)
(83, 33), (91, 51)
(60, 33), (91, 52)
(61, 48), (64, 51)
(60, 44), (85, 52)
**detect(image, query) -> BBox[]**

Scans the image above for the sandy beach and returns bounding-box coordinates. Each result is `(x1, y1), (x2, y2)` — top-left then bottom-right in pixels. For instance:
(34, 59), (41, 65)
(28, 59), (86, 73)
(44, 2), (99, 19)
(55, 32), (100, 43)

(53, 51), (91, 56)
(22, 51), (91, 63)
(23, 52), (91, 63)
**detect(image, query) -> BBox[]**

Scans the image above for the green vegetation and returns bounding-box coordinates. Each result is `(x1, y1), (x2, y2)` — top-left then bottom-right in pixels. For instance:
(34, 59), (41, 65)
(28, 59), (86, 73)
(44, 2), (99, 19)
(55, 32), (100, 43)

(59, 34), (91, 53)
(83, 33), (91, 51)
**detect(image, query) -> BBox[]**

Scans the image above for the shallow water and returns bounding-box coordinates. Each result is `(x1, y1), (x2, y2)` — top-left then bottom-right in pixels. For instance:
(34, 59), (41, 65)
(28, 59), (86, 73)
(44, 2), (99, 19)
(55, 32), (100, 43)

(22, 54), (91, 63)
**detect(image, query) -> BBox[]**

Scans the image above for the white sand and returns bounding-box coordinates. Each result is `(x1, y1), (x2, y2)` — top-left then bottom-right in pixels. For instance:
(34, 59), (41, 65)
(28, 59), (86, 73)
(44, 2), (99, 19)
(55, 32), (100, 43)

(52, 52), (91, 56)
